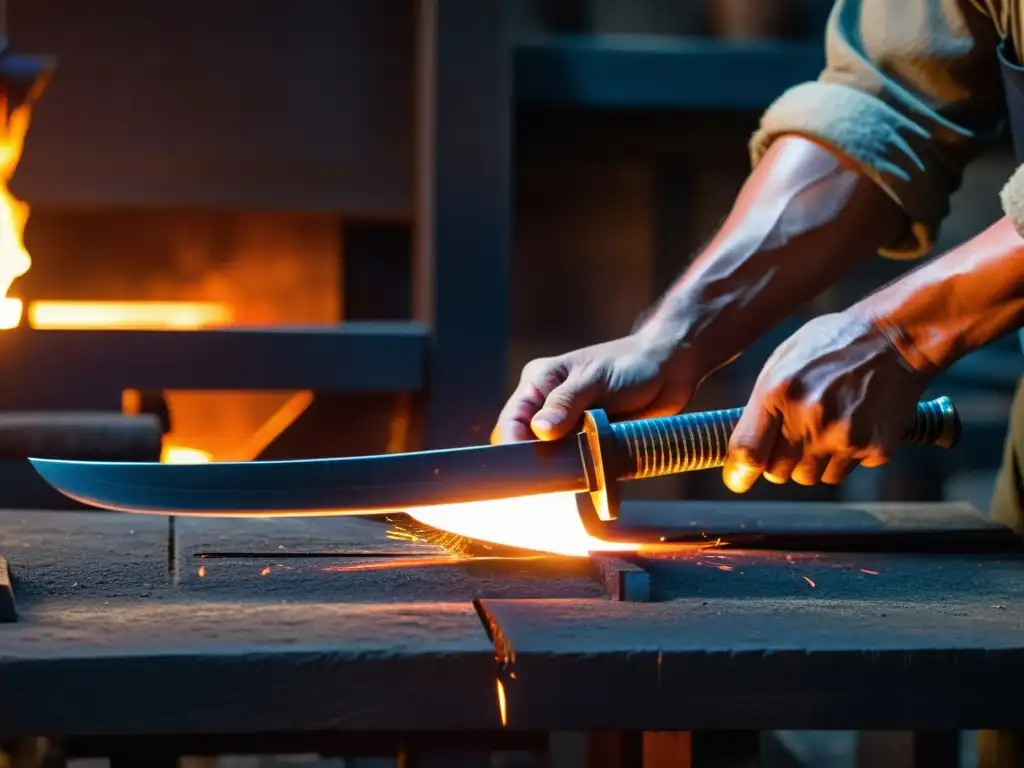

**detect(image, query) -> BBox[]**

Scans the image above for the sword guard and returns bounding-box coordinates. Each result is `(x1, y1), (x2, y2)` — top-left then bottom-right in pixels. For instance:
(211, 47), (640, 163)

(580, 408), (622, 522)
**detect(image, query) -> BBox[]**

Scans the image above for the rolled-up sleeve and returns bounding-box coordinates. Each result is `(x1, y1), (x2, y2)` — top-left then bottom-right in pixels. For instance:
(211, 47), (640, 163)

(750, 0), (1005, 259)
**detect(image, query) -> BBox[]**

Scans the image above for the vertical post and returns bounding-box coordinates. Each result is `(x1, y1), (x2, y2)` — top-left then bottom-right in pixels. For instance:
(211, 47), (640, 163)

(413, 0), (511, 449)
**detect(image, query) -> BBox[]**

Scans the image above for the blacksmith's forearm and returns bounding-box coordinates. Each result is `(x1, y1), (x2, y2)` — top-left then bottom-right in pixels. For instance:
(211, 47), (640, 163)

(859, 217), (1024, 375)
(638, 136), (906, 371)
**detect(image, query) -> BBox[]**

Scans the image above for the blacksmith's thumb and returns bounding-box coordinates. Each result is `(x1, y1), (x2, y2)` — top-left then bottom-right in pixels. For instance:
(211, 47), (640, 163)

(531, 374), (597, 441)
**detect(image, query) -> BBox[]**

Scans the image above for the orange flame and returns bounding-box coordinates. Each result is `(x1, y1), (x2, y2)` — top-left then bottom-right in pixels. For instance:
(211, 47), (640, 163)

(408, 492), (639, 557)
(28, 300), (234, 330)
(0, 91), (36, 329)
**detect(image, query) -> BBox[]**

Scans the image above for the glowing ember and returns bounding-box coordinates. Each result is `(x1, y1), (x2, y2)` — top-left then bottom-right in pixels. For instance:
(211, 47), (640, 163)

(408, 492), (638, 557)
(496, 679), (508, 727)
(197, 565), (206, 578)
(260, 566), (271, 577)
(0, 91), (35, 328)
(161, 445), (212, 465)
(28, 300), (234, 330)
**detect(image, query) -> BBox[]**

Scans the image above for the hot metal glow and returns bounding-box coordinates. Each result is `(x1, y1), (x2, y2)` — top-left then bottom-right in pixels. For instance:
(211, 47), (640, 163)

(408, 492), (639, 557)
(162, 445), (213, 465)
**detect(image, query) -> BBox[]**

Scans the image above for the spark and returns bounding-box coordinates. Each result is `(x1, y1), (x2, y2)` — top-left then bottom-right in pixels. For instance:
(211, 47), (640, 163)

(259, 566), (271, 577)
(322, 555), (545, 574)
(859, 569), (879, 575)
(496, 679), (508, 727)
(197, 565), (206, 578)
(802, 575), (816, 588)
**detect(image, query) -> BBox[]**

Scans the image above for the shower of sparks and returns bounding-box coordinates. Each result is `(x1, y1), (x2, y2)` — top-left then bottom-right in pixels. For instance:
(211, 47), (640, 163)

(386, 517), (487, 557)
(407, 492), (639, 557)
(320, 554), (549, 574)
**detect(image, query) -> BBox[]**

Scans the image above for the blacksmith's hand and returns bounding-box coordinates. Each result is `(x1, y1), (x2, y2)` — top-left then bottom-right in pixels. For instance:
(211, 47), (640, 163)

(491, 331), (701, 443)
(723, 311), (931, 492)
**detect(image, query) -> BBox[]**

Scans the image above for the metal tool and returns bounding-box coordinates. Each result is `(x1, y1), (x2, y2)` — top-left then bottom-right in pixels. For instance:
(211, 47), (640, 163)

(29, 397), (961, 522)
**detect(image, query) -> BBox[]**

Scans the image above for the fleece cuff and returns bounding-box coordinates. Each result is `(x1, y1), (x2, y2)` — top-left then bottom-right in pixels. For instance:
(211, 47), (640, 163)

(750, 81), (949, 260)
(1001, 163), (1024, 239)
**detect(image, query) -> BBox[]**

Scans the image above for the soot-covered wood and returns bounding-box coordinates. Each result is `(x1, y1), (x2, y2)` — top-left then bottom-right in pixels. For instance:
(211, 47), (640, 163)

(0, 600), (499, 736)
(0, 512), (497, 735)
(0, 510), (601, 736)
(6, 505), (1024, 737)
(478, 548), (1024, 731)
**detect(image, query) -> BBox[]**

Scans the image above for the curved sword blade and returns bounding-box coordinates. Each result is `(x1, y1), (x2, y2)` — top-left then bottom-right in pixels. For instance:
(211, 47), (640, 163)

(28, 439), (588, 516)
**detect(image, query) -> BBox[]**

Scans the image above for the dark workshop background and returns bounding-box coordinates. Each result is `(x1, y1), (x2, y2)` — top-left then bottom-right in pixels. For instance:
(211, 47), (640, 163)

(8, 0), (1017, 514)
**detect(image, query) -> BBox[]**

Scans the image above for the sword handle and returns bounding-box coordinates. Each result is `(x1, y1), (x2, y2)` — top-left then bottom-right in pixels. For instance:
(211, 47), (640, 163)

(611, 395), (960, 481)
(578, 396), (960, 522)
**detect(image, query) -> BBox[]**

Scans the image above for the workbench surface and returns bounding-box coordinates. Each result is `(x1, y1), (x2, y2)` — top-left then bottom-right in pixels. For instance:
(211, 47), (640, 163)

(2, 504), (1024, 737)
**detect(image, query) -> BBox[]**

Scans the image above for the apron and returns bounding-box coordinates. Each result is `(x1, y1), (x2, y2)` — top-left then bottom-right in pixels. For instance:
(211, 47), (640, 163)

(990, 40), (1024, 532)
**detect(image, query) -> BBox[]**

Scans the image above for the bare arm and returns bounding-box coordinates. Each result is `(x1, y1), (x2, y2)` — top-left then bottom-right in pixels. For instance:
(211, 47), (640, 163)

(638, 135), (906, 376)
(865, 216), (1024, 374)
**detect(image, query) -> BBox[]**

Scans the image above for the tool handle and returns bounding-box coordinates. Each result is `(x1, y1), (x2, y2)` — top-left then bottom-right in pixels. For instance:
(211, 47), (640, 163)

(609, 396), (961, 482)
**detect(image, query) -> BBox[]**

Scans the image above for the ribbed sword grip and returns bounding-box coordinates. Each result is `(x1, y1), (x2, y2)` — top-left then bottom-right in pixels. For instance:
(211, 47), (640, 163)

(609, 396), (960, 482)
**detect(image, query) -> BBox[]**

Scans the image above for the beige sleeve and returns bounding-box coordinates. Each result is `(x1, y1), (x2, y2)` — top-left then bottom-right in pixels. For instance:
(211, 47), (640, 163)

(1001, 164), (1024, 238)
(750, 0), (1005, 259)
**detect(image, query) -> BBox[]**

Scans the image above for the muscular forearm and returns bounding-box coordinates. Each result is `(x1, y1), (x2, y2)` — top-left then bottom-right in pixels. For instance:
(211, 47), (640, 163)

(639, 136), (906, 371)
(858, 216), (1024, 375)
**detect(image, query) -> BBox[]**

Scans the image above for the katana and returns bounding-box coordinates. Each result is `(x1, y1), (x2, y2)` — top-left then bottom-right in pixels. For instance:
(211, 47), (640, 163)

(29, 397), (961, 522)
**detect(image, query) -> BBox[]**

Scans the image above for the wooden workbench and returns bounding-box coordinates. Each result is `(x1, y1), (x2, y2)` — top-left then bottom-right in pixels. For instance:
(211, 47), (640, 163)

(1, 503), (1023, 764)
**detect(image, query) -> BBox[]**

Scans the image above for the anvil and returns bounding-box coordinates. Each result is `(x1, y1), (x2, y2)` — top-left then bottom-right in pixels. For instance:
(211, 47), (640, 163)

(29, 397), (961, 524)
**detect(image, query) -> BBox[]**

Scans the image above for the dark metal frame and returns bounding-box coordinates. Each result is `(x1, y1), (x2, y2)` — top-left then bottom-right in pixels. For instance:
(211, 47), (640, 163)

(413, 0), (511, 450)
(0, 324), (428, 410)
